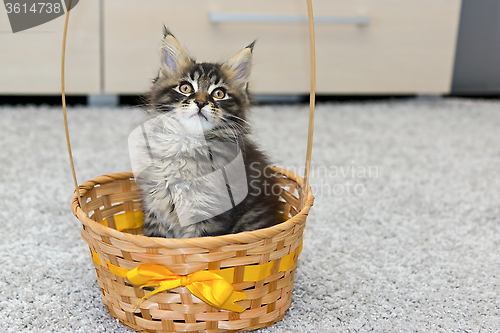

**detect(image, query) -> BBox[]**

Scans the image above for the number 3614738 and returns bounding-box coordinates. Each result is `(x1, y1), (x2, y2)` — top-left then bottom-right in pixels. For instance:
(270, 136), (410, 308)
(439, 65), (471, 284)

(5, 2), (62, 14)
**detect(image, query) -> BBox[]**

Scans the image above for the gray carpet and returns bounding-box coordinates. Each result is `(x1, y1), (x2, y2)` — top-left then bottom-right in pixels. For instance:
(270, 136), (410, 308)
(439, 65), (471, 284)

(1, 98), (500, 332)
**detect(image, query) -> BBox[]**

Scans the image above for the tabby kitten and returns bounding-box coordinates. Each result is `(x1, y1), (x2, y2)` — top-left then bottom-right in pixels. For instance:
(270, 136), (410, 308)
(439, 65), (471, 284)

(137, 28), (282, 238)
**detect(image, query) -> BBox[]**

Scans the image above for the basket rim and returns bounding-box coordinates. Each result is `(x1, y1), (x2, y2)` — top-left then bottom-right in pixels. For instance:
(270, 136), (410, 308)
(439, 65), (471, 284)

(72, 166), (314, 249)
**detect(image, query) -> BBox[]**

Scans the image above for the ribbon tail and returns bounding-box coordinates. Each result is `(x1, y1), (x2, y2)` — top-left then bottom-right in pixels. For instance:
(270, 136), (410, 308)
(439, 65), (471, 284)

(219, 291), (247, 313)
(134, 280), (181, 309)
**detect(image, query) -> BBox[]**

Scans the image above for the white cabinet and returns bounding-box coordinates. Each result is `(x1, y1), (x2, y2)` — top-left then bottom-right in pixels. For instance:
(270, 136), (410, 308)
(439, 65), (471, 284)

(0, 0), (461, 95)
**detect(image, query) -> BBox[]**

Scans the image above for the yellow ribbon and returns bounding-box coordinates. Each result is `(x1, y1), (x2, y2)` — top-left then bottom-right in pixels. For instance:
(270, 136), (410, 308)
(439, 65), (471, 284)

(110, 263), (247, 312)
(92, 210), (302, 312)
(90, 242), (302, 312)
(90, 243), (301, 312)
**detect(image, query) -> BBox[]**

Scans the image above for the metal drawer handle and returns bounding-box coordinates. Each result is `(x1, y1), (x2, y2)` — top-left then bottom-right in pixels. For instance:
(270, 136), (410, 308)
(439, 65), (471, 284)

(209, 12), (370, 25)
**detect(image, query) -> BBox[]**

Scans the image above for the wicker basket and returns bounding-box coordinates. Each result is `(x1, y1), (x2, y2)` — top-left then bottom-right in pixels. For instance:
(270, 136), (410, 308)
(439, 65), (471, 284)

(63, 1), (316, 330)
(72, 166), (313, 333)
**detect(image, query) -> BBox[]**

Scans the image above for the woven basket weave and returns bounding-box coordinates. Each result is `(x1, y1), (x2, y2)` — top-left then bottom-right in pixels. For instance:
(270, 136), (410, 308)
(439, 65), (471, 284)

(72, 166), (313, 333)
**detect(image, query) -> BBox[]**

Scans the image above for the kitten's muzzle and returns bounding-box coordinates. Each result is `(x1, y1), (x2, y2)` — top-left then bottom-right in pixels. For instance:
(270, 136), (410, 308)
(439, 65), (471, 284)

(195, 99), (208, 110)
(194, 91), (209, 110)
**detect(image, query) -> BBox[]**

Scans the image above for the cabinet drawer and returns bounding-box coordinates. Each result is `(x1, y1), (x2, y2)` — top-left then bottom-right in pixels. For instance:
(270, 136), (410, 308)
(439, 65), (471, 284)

(0, 1), (100, 94)
(313, 0), (461, 94)
(104, 0), (460, 95)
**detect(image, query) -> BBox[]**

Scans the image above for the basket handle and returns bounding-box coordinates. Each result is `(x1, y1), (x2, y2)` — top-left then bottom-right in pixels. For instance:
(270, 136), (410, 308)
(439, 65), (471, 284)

(302, 0), (316, 209)
(61, 0), (86, 213)
(61, 0), (316, 213)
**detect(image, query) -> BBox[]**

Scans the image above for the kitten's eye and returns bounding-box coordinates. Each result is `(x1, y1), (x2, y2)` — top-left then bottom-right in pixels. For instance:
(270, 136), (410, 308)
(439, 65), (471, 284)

(179, 83), (193, 94)
(212, 88), (226, 99)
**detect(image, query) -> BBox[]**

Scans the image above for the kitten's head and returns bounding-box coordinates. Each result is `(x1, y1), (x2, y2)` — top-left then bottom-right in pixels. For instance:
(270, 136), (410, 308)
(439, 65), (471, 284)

(148, 28), (254, 134)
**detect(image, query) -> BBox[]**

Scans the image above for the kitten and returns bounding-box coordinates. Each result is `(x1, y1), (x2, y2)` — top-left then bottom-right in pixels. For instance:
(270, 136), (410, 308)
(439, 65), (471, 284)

(136, 27), (282, 238)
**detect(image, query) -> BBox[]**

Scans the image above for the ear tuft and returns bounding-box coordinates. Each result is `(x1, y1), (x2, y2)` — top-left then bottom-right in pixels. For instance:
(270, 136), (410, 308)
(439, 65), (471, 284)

(163, 24), (174, 38)
(246, 40), (256, 53)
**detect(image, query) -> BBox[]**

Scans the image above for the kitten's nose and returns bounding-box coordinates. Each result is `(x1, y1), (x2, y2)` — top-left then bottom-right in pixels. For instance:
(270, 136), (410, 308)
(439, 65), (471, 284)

(194, 99), (208, 110)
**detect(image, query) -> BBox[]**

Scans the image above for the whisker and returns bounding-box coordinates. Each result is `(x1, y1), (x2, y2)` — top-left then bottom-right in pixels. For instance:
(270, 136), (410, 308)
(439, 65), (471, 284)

(215, 114), (250, 133)
(225, 114), (252, 127)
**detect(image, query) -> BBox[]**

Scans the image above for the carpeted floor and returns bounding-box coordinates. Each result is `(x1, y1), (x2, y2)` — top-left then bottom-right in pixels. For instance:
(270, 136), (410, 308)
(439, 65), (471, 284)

(1, 97), (500, 332)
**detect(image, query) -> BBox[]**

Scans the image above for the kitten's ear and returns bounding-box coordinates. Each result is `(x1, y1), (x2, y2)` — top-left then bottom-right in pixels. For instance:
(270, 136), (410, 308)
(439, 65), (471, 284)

(159, 27), (191, 77)
(222, 41), (255, 89)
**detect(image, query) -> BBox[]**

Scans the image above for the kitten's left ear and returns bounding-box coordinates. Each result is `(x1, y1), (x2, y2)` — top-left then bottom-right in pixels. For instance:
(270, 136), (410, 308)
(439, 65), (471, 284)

(160, 27), (191, 77)
(222, 41), (255, 89)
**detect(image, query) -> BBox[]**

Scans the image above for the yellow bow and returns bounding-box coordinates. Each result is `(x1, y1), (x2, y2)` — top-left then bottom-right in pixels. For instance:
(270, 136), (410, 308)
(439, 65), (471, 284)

(109, 263), (247, 312)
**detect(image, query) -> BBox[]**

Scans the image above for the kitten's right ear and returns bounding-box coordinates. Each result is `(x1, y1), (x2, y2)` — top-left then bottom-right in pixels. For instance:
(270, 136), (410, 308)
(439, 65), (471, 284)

(159, 27), (191, 77)
(222, 41), (255, 90)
